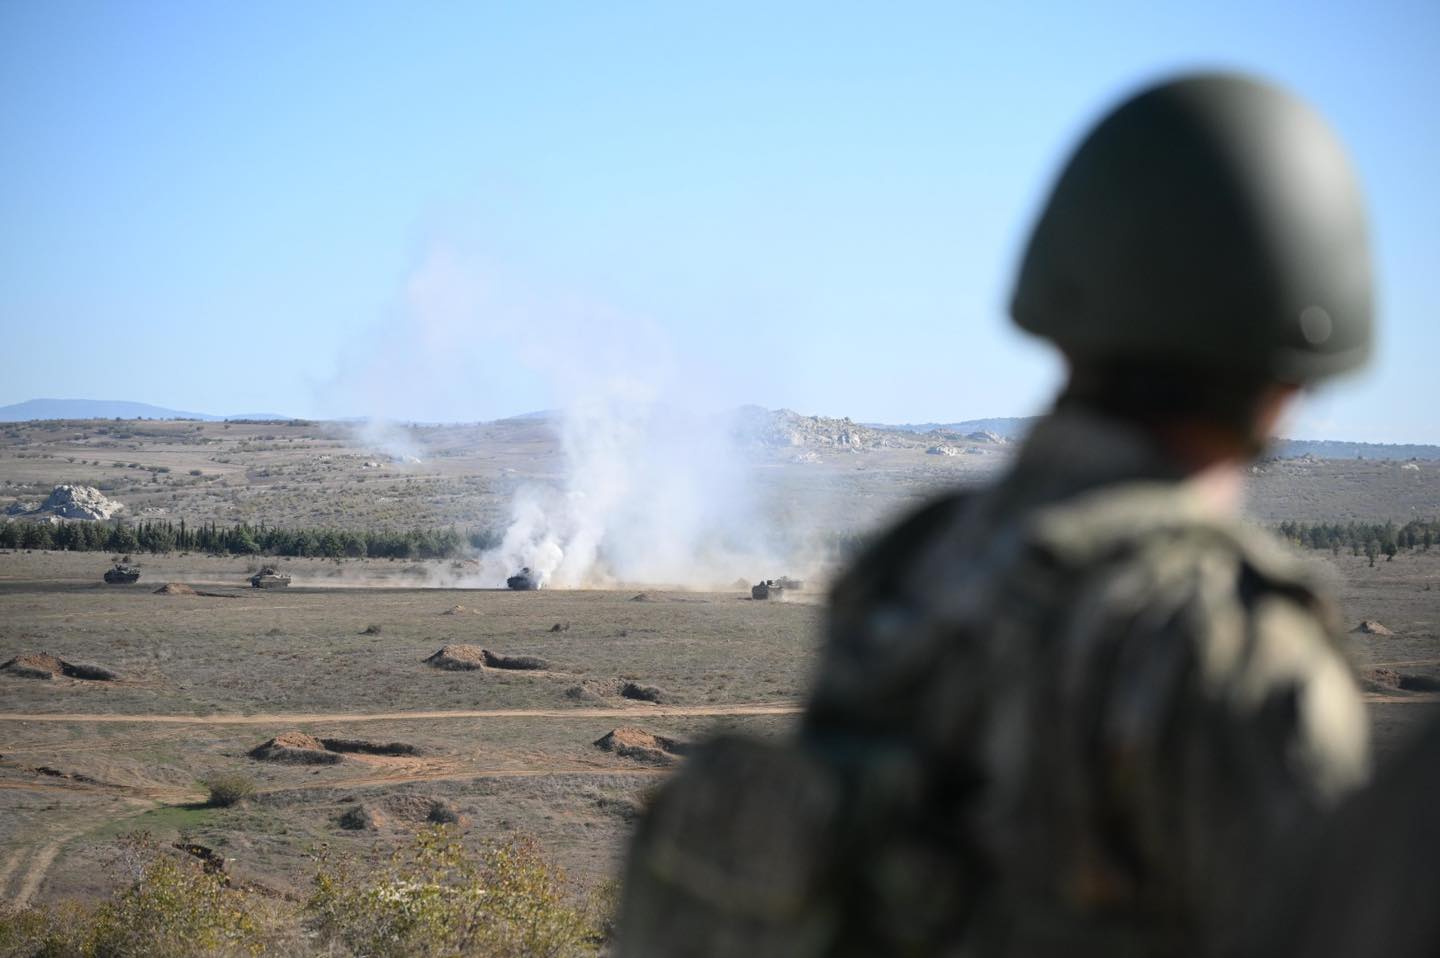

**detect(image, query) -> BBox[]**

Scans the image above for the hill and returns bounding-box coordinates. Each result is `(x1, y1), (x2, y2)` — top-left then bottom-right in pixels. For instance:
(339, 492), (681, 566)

(0, 399), (292, 422)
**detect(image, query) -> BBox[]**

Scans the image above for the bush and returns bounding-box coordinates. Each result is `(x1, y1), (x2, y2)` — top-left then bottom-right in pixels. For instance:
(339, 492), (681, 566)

(0, 836), (268, 957)
(307, 828), (605, 958)
(204, 775), (256, 807)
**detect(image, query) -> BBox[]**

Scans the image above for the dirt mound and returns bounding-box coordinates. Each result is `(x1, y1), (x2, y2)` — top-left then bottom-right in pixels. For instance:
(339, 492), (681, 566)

(621, 681), (674, 704)
(320, 738), (420, 756)
(153, 582), (196, 595)
(338, 803), (383, 831)
(1399, 674), (1440, 692)
(1363, 668), (1403, 691)
(1361, 668), (1440, 693)
(1, 652), (116, 681)
(629, 593), (653, 602)
(481, 649), (549, 671)
(382, 795), (466, 827)
(423, 644), (487, 670)
(2, 652), (64, 680)
(249, 730), (343, 765)
(1352, 620), (1394, 635)
(594, 727), (689, 765)
(423, 645), (549, 671)
(564, 680), (617, 703)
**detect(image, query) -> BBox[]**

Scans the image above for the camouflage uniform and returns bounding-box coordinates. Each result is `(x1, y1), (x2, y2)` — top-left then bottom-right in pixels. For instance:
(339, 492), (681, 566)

(620, 408), (1370, 957)
(1240, 716), (1440, 958)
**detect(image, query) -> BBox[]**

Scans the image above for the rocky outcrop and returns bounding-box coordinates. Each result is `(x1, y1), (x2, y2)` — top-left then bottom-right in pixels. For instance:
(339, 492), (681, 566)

(31, 485), (125, 520)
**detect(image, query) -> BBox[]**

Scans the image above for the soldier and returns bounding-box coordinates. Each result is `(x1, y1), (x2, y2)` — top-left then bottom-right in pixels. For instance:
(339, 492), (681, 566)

(1240, 716), (1440, 958)
(620, 73), (1374, 956)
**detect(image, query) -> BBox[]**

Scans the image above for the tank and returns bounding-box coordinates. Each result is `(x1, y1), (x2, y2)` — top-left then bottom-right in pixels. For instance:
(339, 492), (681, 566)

(103, 563), (141, 584)
(752, 576), (802, 600)
(249, 566), (292, 589)
(507, 567), (539, 591)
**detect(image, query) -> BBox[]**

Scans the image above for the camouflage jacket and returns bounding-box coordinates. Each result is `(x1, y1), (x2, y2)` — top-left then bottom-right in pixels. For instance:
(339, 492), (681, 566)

(620, 409), (1370, 957)
(1239, 716), (1440, 958)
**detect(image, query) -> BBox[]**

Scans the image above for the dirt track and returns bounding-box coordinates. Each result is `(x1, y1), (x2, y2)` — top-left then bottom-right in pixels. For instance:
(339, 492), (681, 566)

(0, 702), (804, 725)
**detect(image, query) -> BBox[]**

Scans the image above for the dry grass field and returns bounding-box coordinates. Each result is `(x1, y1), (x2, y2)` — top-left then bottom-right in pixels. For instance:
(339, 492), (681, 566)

(1, 417), (1438, 919)
(0, 551), (816, 906)
(1, 547), (1436, 912)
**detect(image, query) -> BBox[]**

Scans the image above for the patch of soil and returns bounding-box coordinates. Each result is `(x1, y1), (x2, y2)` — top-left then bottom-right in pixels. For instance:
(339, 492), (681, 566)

(481, 649), (549, 671)
(320, 738), (420, 757)
(1, 652), (116, 681)
(153, 582), (196, 595)
(1352, 620), (1394, 635)
(249, 731), (344, 765)
(423, 644), (486, 670)
(594, 727), (690, 765)
(621, 681), (674, 704)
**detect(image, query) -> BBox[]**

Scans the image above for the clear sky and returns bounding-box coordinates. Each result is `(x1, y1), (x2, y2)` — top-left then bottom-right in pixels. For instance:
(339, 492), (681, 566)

(1, 1), (1436, 440)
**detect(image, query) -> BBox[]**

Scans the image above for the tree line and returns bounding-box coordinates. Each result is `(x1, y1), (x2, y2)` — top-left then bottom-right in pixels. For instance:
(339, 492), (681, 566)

(1273, 518), (1438, 566)
(0, 518), (499, 560)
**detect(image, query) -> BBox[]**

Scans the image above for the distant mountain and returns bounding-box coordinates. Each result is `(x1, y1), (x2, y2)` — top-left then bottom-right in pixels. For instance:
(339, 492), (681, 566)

(1270, 438), (1440, 461)
(868, 416), (1039, 439)
(0, 399), (292, 422)
(869, 413), (1440, 460)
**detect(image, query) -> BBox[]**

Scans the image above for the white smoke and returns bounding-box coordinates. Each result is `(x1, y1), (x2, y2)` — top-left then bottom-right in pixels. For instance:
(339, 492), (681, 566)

(356, 418), (424, 465)
(480, 385), (779, 589)
(333, 241), (821, 590)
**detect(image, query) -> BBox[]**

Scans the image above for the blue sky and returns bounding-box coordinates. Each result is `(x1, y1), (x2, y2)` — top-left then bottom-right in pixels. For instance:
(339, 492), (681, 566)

(1, 1), (1436, 440)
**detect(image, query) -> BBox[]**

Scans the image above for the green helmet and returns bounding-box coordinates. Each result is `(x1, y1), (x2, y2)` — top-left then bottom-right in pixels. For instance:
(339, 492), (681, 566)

(1011, 73), (1372, 384)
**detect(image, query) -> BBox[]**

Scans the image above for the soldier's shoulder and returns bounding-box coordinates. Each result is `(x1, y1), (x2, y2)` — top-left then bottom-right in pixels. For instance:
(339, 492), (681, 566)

(829, 491), (976, 604)
(1027, 481), (1331, 605)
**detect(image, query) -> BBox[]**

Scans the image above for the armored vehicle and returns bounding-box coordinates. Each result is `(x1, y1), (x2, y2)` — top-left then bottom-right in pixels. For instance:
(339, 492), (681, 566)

(249, 566), (292, 589)
(103, 563), (141, 585)
(507, 567), (539, 591)
(751, 579), (781, 600)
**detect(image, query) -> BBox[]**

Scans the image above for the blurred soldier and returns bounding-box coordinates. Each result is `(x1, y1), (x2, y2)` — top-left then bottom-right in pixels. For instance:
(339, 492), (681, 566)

(1241, 716), (1440, 958)
(619, 73), (1374, 957)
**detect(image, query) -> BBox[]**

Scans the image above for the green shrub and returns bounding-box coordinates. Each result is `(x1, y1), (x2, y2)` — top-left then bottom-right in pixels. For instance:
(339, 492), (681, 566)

(0, 837), (267, 957)
(307, 827), (604, 957)
(204, 775), (255, 808)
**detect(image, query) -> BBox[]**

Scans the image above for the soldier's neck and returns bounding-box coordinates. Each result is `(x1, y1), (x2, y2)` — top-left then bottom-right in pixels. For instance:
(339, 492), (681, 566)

(1149, 426), (1249, 514)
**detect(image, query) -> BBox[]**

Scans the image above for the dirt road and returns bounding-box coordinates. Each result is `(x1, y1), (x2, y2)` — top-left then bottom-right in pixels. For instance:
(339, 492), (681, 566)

(0, 702), (803, 725)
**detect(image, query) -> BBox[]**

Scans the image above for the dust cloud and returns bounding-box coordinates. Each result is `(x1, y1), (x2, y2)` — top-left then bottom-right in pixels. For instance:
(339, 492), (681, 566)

(331, 244), (826, 590)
